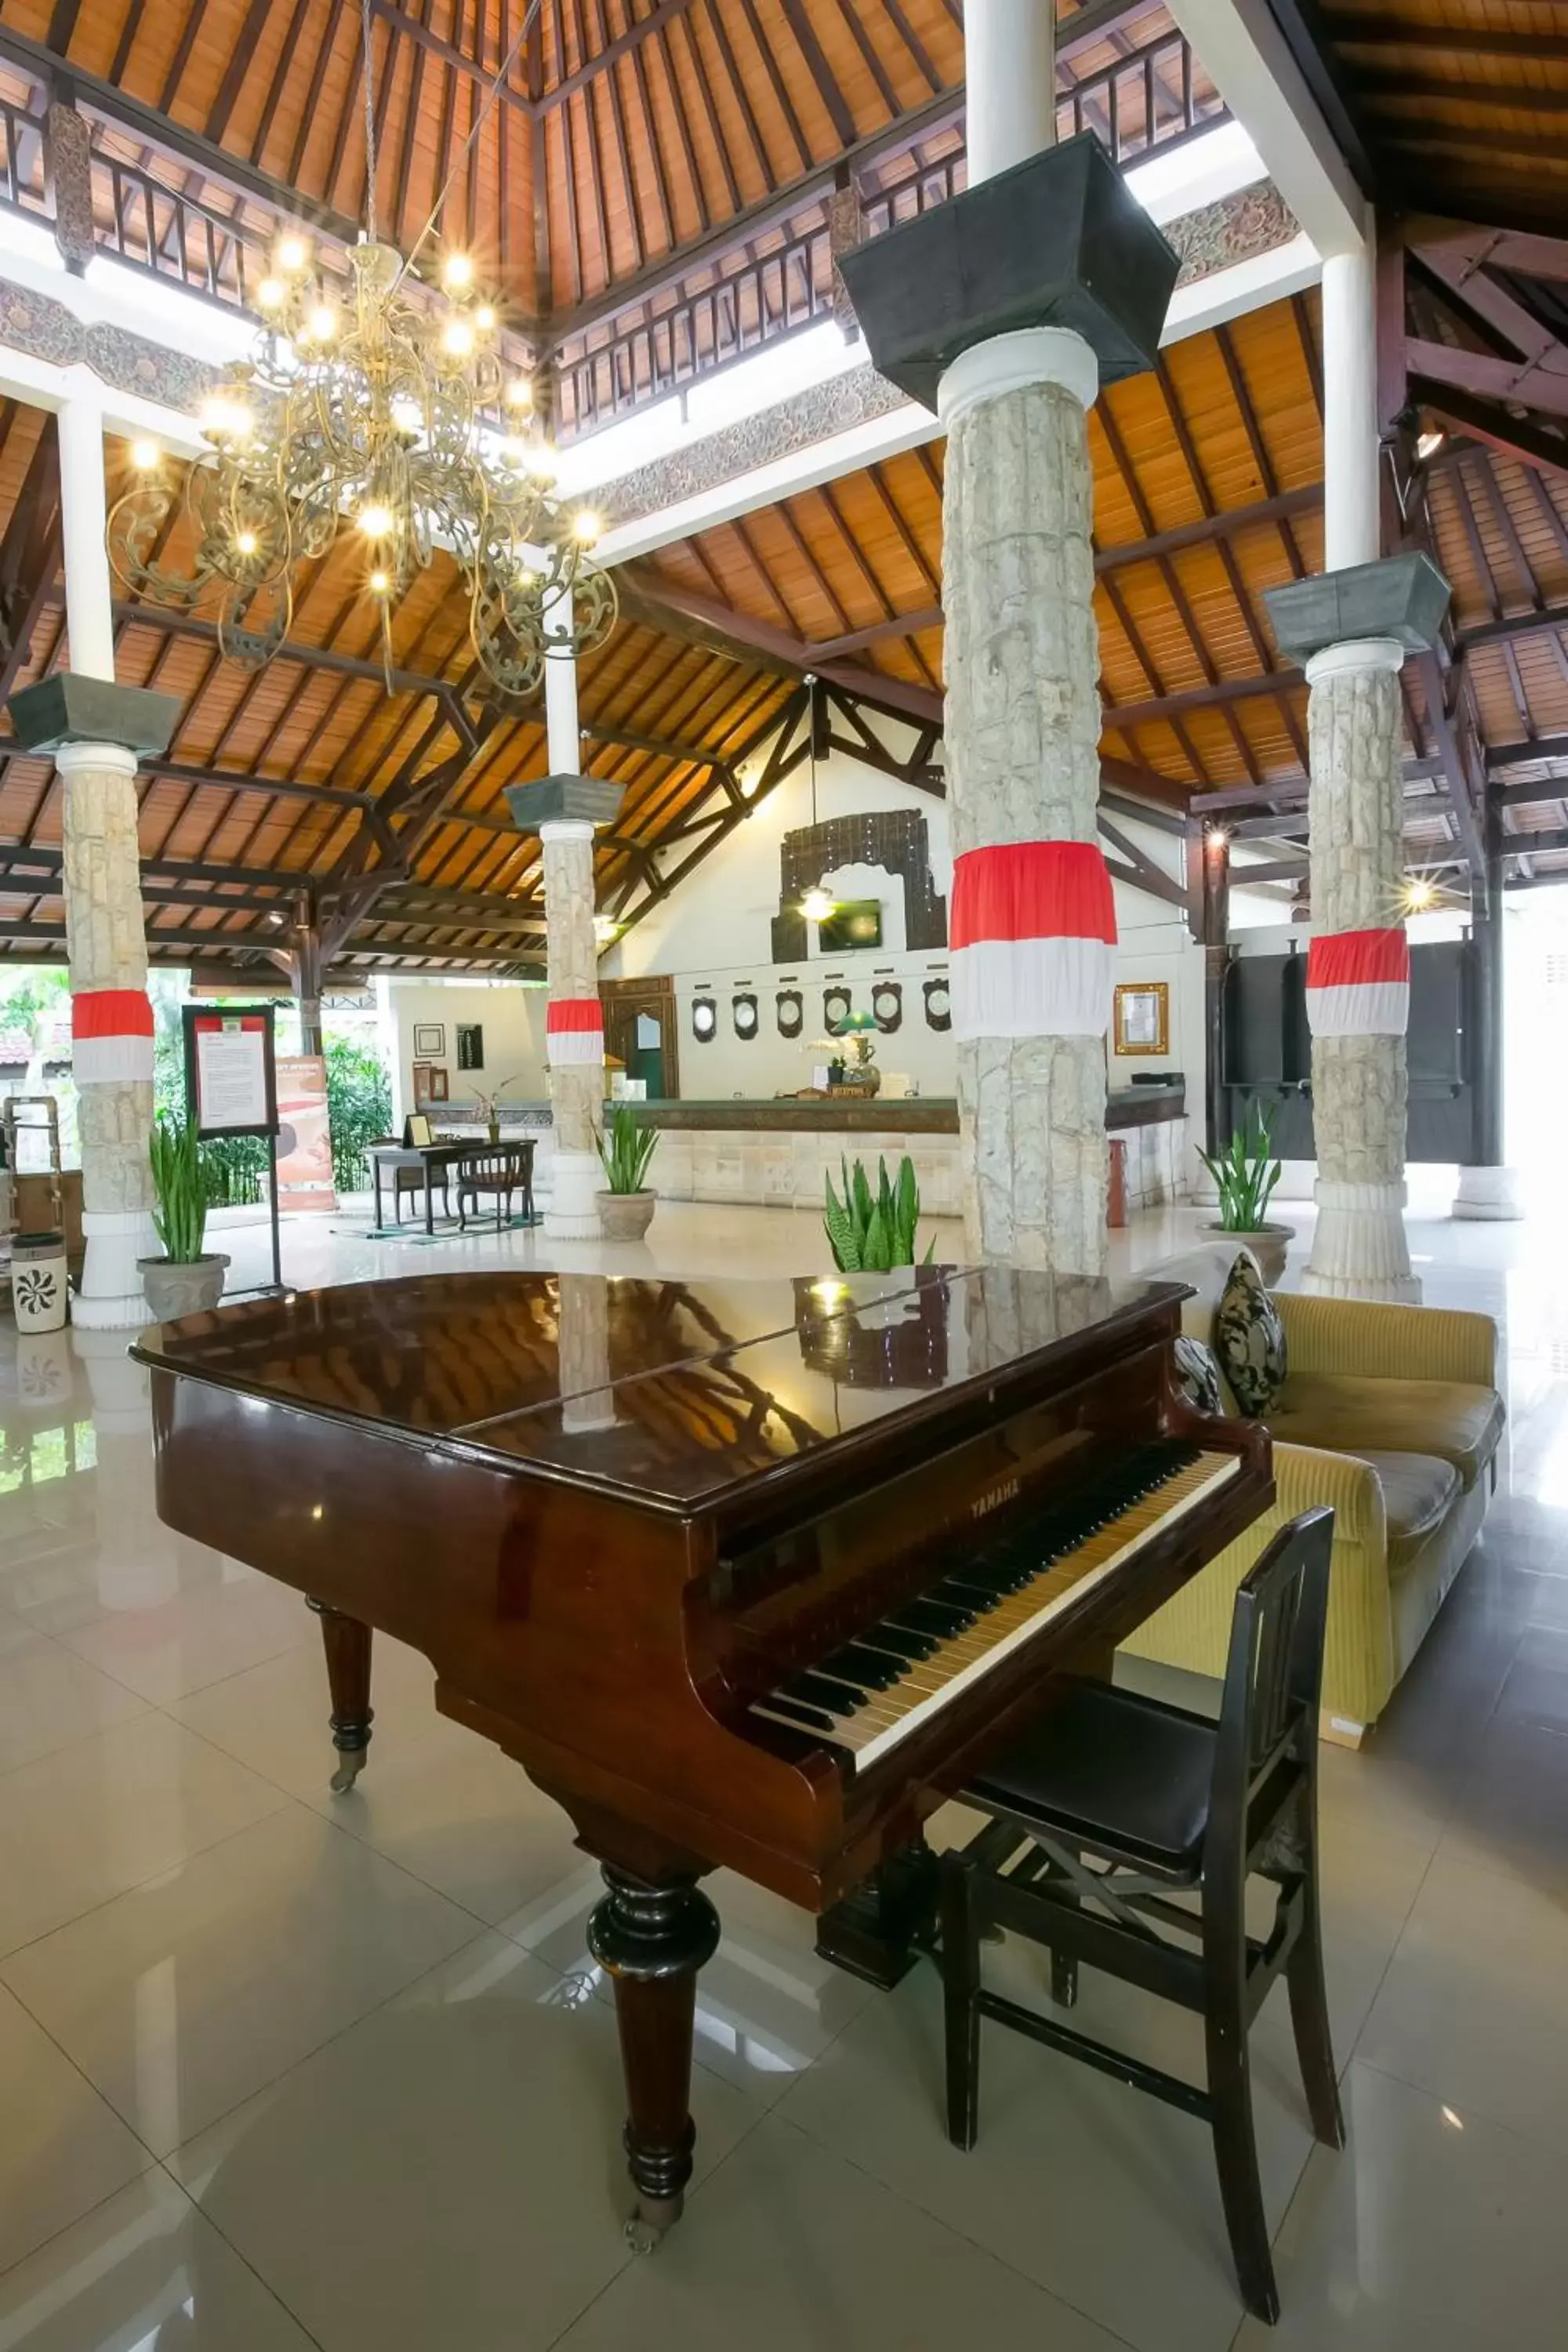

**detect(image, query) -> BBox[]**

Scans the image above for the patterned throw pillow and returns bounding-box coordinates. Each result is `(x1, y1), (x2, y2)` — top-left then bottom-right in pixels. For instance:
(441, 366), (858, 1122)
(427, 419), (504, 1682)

(1173, 1335), (1224, 1417)
(1214, 1253), (1287, 1417)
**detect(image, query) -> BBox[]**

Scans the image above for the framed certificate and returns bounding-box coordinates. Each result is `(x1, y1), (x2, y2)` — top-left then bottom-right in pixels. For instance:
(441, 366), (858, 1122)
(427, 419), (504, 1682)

(1113, 981), (1170, 1057)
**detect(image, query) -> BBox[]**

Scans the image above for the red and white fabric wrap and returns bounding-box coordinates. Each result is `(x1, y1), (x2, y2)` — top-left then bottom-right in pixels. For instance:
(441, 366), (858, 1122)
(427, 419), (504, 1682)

(1304, 927), (1410, 1038)
(949, 841), (1118, 1040)
(546, 997), (605, 1067)
(71, 989), (154, 1086)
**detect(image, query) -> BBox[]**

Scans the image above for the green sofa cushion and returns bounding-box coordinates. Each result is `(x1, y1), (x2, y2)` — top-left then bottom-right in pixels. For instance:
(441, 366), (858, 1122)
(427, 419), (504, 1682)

(1350, 1451), (1460, 1573)
(1270, 1373), (1504, 1491)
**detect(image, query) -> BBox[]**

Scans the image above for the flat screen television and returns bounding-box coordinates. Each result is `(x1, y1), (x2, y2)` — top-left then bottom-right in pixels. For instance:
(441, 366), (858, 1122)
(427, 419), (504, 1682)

(818, 898), (883, 953)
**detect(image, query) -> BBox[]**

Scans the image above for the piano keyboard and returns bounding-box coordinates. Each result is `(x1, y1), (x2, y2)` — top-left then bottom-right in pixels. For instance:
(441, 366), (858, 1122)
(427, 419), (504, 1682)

(750, 1441), (1240, 1773)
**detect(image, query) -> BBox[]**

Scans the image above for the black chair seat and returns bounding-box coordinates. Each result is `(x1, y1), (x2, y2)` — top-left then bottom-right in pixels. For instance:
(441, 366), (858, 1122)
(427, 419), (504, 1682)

(967, 1678), (1216, 1875)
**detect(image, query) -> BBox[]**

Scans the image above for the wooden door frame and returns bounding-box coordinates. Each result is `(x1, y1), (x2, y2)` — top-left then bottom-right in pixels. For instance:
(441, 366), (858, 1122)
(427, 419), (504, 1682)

(601, 973), (681, 1099)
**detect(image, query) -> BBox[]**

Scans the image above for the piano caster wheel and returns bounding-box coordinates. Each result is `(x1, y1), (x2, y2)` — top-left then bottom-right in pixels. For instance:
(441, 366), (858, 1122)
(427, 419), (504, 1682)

(625, 2192), (682, 2254)
(330, 1747), (367, 1795)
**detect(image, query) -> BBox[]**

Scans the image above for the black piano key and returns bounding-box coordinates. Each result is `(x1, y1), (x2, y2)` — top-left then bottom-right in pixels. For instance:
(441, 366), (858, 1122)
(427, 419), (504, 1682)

(822, 1643), (906, 1691)
(864, 1623), (938, 1662)
(931, 1575), (1003, 1612)
(885, 1597), (975, 1639)
(755, 1694), (840, 1735)
(783, 1670), (869, 1715)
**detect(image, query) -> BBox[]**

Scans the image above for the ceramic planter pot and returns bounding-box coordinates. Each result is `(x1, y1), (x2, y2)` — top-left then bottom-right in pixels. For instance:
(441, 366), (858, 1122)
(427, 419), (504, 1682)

(1200, 1221), (1294, 1287)
(596, 1190), (656, 1243)
(139, 1253), (230, 1322)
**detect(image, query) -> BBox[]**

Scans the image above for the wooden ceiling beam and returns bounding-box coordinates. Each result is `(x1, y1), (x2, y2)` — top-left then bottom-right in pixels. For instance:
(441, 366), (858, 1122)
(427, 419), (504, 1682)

(0, 22), (366, 246)
(621, 570), (943, 720)
(1407, 339), (1568, 425)
(541, 0), (700, 113)
(1457, 604), (1568, 655)
(1325, 19), (1568, 67)
(368, 2), (532, 114)
(1489, 737), (1568, 775)
(1413, 378), (1568, 481)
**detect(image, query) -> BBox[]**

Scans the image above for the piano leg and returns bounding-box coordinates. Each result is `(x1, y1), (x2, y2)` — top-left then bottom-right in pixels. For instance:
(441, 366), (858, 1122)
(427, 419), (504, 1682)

(306, 1598), (374, 1794)
(586, 1864), (721, 2252)
(815, 1835), (941, 1990)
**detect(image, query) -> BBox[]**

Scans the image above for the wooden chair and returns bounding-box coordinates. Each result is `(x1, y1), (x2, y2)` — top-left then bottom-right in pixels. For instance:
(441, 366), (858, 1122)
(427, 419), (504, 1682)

(456, 1145), (530, 1232)
(393, 1163), (448, 1224)
(939, 1508), (1341, 2325)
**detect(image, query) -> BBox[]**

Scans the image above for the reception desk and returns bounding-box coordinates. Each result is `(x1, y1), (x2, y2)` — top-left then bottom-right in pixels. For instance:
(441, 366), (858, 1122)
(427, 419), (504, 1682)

(622, 1085), (1187, 1215)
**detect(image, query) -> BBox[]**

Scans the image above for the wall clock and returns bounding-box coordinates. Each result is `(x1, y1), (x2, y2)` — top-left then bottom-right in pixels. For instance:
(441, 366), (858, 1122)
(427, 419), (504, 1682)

(924, 978), (952, 1031)
(776, 989), (804, 1038)
(733, 992), (759, 1040)
(691, 996), (717, 1042)
(871, 980), (903, 1034)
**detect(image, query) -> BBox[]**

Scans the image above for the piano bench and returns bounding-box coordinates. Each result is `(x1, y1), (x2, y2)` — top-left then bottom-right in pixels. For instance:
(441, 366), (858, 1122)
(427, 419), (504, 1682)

(942, 1511), (1343, 2328)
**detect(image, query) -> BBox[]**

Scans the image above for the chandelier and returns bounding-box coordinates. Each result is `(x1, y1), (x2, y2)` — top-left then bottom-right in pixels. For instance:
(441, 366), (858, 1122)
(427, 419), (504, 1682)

(106, 0), (614, 698)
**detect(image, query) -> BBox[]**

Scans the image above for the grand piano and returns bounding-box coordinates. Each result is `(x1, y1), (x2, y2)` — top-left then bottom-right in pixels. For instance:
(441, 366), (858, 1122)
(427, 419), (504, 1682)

(132, 1262), (1271, 2247)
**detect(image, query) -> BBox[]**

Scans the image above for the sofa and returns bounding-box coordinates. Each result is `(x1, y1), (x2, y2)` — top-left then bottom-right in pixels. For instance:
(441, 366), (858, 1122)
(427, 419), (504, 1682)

(1122, 1244), (1504, 1744)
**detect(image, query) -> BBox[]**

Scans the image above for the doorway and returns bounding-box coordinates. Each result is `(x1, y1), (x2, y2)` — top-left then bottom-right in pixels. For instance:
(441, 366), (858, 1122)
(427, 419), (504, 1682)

(601, 975), (679, 1100)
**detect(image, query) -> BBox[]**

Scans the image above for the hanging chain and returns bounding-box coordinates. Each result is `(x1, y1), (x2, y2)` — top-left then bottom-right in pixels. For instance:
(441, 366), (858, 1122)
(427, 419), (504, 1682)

(394, 0), (546, 289)
(360, 0), (379, 244)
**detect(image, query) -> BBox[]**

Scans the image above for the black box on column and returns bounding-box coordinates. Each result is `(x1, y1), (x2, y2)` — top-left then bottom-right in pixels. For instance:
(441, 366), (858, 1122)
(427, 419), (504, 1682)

(7, 672), (180, 757)
(837, 134), (1181, 414)
(505, 773), (626, 832)
(1261, 554), (1453, 666)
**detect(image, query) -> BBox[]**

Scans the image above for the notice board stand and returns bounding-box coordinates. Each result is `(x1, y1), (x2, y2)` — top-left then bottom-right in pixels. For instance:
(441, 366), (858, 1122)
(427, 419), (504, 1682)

(182, 1002), (284, 1293)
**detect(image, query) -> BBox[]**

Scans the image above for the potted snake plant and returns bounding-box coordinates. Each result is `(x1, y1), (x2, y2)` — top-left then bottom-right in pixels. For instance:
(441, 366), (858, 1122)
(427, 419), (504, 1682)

(140, 1114), (230, 1320)
(594, 1105), (659, 1242)
(1198, 1102), (1294, 1285)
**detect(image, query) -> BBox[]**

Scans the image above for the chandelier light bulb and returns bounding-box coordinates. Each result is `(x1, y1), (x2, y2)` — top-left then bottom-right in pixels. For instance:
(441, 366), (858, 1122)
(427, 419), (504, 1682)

(257, 276), (286, 311)
(572, 511), (601, 546)
(368, 568), (390, 596)
(198, 395), (251, 443)
(1403, 873), (1437, 913)
(235, 528), (259, 556)
(527, 442), (558, 485)
(275, 234), (310, 273)
(130, 439), (161, 472)
(390, 394), (423, 437)
(441, 252), (474, 293)
(305, 303), (336, 343)
(358, 502), (395, 539)
(442, 317), (475, 359)
(505, 376), (532, 409)
(474, 303), (496, 332)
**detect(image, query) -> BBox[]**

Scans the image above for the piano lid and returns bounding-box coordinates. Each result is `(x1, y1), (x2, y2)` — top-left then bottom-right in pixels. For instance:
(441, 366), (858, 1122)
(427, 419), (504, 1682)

(133, 1265), (1194, 1512)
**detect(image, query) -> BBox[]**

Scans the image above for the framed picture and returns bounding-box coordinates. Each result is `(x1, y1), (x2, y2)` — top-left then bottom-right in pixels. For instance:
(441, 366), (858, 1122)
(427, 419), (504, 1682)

(412, 1062), (448, 1106)
(412, 1023), (445, 1057)
(456, 1022), (484, 1070)
(1113, 980), (1170, 1056)
(405, 1112), (434, 1148)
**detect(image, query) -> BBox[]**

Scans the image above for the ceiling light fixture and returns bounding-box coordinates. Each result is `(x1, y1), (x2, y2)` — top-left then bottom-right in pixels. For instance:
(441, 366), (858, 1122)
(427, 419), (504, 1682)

(802, 887), (836, 924)
(1416, 429), (1446, 462)
(106, 0), (615, 697)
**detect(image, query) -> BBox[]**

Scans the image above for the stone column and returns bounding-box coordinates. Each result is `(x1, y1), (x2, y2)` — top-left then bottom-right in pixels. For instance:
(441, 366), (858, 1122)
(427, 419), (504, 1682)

(504, 772), (624, 1241)
(942, 333), (1112, 1272)
(838, 1), (1178, 1273)
(8, 383), (177, 1328)
(1264, 555), (1452, 1303)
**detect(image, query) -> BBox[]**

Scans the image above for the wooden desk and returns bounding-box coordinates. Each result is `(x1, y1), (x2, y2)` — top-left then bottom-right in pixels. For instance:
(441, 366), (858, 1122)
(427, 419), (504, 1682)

(370, 1140), (536, 1236)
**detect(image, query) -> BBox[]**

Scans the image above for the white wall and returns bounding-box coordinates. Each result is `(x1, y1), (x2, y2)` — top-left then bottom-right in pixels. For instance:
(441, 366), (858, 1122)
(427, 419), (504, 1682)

(605, 726), (1210, 1178)
(386, 978), (548, 1122)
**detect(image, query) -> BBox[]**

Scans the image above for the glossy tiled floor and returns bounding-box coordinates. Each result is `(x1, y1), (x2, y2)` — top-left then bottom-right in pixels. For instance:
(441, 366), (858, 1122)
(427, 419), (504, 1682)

(1, 1192), (1565, 2349)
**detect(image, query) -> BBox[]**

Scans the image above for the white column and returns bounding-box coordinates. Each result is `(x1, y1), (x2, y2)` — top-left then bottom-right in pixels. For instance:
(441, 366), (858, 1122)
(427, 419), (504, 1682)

(540, 585), (605, 1240)
(1321, 247), (1380, 574)
(940, 0), (1112, 1275)
(1298, 246), (1420, 1302)
(57, 379), (158, 1327)
(966, 0), (1055, 185)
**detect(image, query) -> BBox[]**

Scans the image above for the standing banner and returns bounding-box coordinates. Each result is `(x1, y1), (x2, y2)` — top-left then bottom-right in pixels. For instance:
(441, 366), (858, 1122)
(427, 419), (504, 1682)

(275, 1055), (337, 1214)
(181, 1004), (283, 1290)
